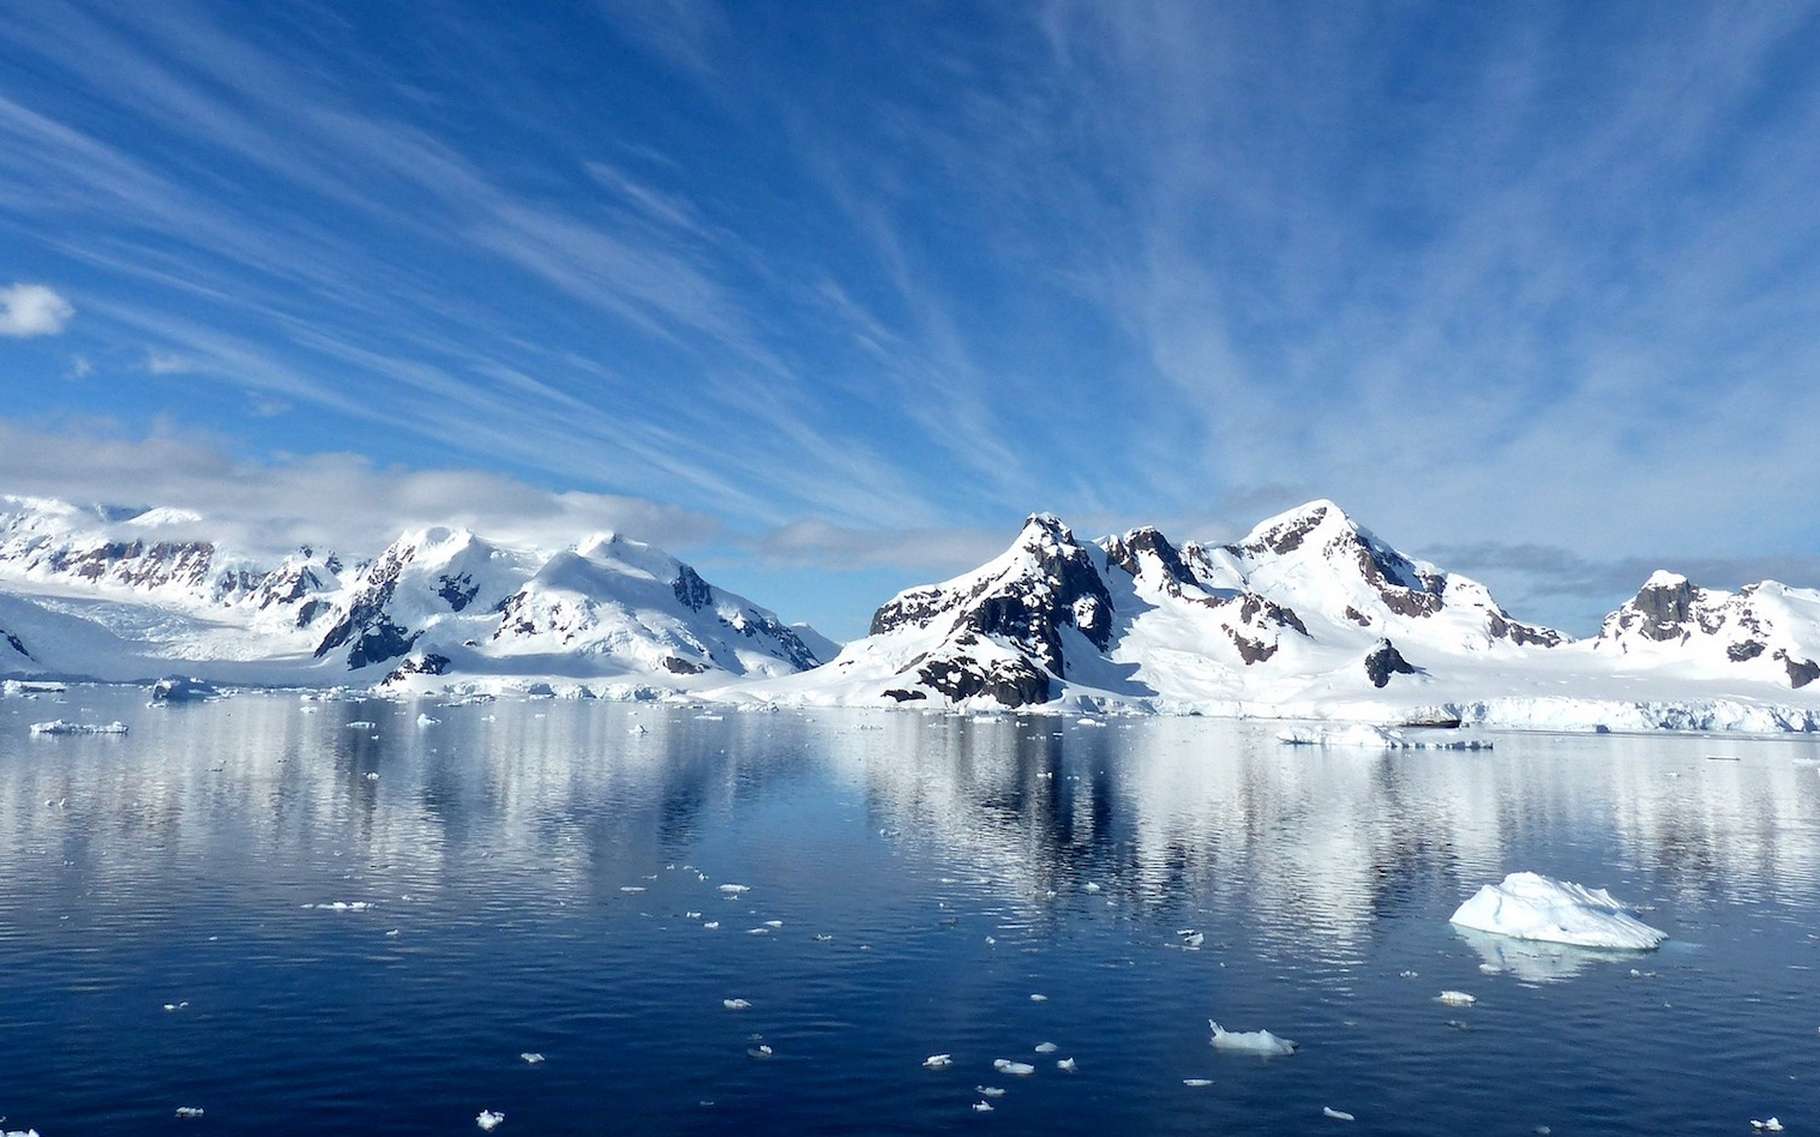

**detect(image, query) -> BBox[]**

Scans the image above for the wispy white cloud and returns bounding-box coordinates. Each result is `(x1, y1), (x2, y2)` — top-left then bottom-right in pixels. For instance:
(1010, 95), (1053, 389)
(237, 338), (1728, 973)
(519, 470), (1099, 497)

(0, 282), (74, 336)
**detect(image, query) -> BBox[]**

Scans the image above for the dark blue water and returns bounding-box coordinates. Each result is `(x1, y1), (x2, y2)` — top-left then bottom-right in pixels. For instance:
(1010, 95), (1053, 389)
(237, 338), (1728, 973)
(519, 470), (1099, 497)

(2, 690), (1817, 1135)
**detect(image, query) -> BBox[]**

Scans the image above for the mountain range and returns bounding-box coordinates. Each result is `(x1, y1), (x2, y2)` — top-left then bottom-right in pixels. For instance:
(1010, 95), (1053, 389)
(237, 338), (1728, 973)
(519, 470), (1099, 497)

(3, 494), (1817, 731)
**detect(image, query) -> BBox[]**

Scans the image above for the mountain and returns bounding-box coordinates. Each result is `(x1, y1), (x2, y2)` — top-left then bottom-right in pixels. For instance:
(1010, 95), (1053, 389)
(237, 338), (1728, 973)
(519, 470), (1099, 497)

(1596, 571), (1820, 689)
(0, 497), (826, 694)
(731, 501), (1820, 732)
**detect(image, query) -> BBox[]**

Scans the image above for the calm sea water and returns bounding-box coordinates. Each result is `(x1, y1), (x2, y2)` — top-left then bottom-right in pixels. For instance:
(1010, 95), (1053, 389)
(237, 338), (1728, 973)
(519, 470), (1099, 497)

(2, 690), (1817, 1134)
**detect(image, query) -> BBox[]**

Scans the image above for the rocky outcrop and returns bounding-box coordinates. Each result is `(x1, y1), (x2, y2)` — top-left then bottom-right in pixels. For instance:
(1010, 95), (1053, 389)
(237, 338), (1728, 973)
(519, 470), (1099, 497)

(1363, 638), (1417, 687)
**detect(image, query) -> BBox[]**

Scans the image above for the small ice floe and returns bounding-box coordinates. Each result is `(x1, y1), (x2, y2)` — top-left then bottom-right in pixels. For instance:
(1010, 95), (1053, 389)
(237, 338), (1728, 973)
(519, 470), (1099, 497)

(763, 919), (783, 928)
(984, 936), (996, 946)
(1181, 931), (1205, 948)
(1033, 1042), (1058, 1054)
(364, 771), (379, 781)
(346, 721), (376, 729)
(993, 1059), (1036, 1076)
(303, 901), (373, 911)
(385, 929), (401, 937)
(1449, 872), (1667, 950)
(814, 933), (833, 942)
(1208, 1020), (1297, 1055)
(718, 884), (751, 895)
(1083, 882), (1102, 893)
(923, 1054), (954, 1069)
(1399, 970), (1419, 978)
(1436, 990), (1477, 1006)
(175, 1107), (205, 1118)
(416, 713), (440, 727)
(1077, 717), (1105, 727)
(746, 927), (772, 936)
(1183, 1078), (1213, 1087)
(1029, 993), (1048, 1003)
(1323, 1107), (1356, 1122)
(628, 725), (649, 735)
(976, 1086), (1006, 1097)
(30, 719), (129, 736)
(520, 1052), (544, 1064)
(162, 1001), (189, 1011)
(619, 886), (647, 893)
(702, 921), (720, 930)
(476, 1109), (505, 1131)
(972, 1101), (995, 1113)
(684, 911), (702, 919)
(1056, 1057), (1077, 1073)
(747, 1043), (773, 1059)
(1750, 1120), (1784, 1133)
(695, 714), (723, 721)
(1478, 963), (1502, 974)
(723, 998), (752, 1010)
(1276, 723), (1492, 750)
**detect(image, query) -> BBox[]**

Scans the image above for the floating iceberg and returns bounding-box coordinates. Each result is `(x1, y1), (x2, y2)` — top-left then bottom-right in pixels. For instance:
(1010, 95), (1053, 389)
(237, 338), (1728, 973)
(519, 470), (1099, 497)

(922, 1053), (953, 1069)
(1449, 872), (1666, 950)
(476, 1110), (504, 1131)
(1208, 1020), (1297, 1055)
(151, 675), (219, 703)
(29, 719), (128, 735)
(992, 1059), (1036, 1076)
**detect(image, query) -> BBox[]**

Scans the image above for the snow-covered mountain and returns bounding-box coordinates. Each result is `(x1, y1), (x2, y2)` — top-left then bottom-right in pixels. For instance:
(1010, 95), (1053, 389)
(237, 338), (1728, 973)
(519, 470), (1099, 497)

(731, 500), (1820, 732)
(1596, 571), (1820, 689)
(0, 496), (826, 694)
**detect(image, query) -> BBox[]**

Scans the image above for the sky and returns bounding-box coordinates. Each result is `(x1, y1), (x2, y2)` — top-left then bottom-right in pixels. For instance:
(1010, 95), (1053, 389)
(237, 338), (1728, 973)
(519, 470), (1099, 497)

(2, 1), (1819, 640)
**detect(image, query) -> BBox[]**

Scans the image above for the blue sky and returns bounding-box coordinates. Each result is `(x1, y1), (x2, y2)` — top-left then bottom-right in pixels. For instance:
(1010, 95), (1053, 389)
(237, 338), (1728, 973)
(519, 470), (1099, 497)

(3, 1), (1819, 639)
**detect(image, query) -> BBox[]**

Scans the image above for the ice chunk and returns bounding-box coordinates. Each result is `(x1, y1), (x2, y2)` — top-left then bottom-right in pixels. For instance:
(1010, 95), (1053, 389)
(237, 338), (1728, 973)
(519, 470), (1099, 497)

(972, 1101), (995, 1113)
(1029, 993), (1048, 1002)
(1208, 1020), (1297, 1055)
(923, 1053), (953, 1069)
(976, 1085), (1006, 1096)
(1751, 1121), (1784, 1132)
(1183, 1078), (1213, 1087)
(1033, 1042), (1057, 1054)
(29, 719), (128, 735)
(1324, 1107), (1356, 1121)
(1056, 1057), (1077, 1072)
(1449, 872), (1667, 949)
(1436, 990), (1477, 1006)
(992, 1059), (1036, 1075)
(416, 713), (440, 726)
(176, 1107), (205, 1118)
(723, 998), (752, 1010)
(476, 1109), (505, 1130)
(520, 1052), (544, 1064)
(1277, 723), (1492, 750)
(718, 883), (750, 894)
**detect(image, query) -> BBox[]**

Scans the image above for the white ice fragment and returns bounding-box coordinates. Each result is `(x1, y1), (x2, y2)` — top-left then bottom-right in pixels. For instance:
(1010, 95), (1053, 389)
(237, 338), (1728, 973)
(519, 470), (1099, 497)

(476, 1109), (505, 1130)
(1033, 1042), (1057, 1054)
(345, 721), (376, 729)
(176, 1107), (205, 1118)
(1751, 1121), (1783, 1133)
(718, 884), (750, 894)
(976, 1086), (1006, 1097)
(1324, 1107), (1356, 1121)
(1449, 872), (1666, 949)
(30, 719), (128, 735)
(923, 1053), (953, 1069)
(416, 713), (440, 726)
(1083, 882), (1101, 893)
(1056, 1057), (1077, 1072)
(1437, 990), (1477, 1006)
(1208, 1020), (1297, 1055)
(972, 1101), (995, 1113)
(993, 1059), (1036, 1076)
(723, 998), (752, 1010)
(520, 1052), (544, 1064)
(1029, 993), (1048, 1002)
(1183, 1078), (1213, 1087)
(702, 921), (720, 930)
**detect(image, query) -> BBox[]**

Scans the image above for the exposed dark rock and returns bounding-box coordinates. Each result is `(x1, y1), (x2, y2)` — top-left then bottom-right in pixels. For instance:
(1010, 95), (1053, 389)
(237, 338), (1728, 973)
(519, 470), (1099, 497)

(2, 627), (31, 660)
(1487, 611), (1565, 648)
(1104, 526), (1194, 587)
(345, 619), (419, 670)
(1238, 593), (1308, 636)
(1244, 505), (1328, 555)
(1627, 576), (1698, 641)
(916, 651), (1051, 707)
(1364, 638), (1417, 688)
(437, 573), (480, 611)
(1344, 605), (1372, 627)
(1727, 640), (1767, 662)
(882, 688), (927, 702)
(1227, 628), (1278, 665)
(1775, 649), (1819, 689)
(661, 655), (709, 675)
(383, 652), (450, 684)
(672, 565), (713, 611)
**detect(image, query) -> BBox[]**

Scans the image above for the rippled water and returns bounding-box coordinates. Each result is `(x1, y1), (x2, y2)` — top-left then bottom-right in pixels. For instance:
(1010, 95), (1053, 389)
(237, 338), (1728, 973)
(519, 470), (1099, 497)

(2, 690), (1818, 1134)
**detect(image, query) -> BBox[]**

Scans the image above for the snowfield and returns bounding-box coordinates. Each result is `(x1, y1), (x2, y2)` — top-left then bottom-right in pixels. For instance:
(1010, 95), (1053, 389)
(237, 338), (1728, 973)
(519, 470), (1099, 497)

(3, 495), (1819, 734)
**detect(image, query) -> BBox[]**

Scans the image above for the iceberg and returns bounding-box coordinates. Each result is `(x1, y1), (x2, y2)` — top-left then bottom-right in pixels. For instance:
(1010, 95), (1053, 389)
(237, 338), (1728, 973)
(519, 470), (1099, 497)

(1208, 1020), (1297, 1055)
(1449, 872), (1666, 950)
(1277, 724), (1492, 751)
